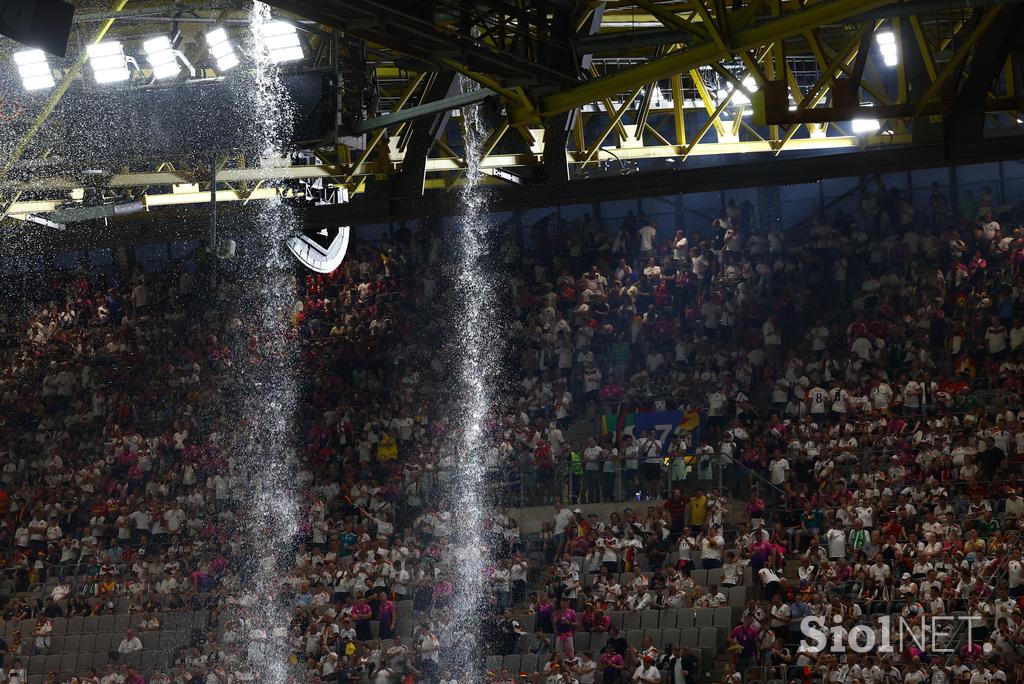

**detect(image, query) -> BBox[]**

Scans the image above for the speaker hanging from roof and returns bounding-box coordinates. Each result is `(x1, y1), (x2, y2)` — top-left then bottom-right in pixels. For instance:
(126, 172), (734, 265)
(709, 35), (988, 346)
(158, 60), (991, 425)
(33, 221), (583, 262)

(286, 225), (350, 273)
(0, 0), (75, 57)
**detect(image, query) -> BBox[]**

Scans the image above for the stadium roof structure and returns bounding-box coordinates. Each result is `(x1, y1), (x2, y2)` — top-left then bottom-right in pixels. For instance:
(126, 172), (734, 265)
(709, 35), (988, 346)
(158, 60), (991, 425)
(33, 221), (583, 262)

(1, 0), (1023, 231)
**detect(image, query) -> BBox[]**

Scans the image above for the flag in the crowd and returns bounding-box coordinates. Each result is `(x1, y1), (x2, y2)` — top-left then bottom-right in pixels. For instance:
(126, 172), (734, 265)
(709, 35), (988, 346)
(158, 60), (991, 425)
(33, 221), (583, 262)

(600, 409), (701, 454)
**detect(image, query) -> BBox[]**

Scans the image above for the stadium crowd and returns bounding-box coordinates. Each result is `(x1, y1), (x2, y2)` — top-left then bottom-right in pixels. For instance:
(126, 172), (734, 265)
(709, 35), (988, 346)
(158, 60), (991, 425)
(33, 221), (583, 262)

(0, 177), (1022, 684)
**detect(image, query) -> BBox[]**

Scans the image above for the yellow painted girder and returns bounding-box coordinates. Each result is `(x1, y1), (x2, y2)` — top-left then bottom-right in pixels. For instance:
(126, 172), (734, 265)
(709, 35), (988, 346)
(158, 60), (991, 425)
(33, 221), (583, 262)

(540, 0), (892, 116)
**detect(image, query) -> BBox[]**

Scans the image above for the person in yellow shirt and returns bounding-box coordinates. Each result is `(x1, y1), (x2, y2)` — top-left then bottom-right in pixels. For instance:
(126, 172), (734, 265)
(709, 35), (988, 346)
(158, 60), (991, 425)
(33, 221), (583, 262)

(377, 433), (398, 462)
(688, 489), (707, 529)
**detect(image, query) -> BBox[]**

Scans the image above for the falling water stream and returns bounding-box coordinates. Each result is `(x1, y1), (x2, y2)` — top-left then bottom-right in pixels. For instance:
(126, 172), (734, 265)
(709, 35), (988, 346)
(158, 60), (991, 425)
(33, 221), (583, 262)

(443, 75), (502, 682)
(227, 3), (300, 682)
(229, 21), (501, 680)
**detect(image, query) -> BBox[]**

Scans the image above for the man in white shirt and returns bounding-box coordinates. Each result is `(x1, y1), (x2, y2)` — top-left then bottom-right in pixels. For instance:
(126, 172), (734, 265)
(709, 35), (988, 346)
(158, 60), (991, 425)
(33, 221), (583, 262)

(824, 524), (847, 560)
(768, 456), (789, 486)
(553, 502), (574, 556)
(118, 629), (144, 654)
(1009, 318), (1024, 351)
(632, 655), (661, 683)
(700, 526), (725, 569)
(986, 317), (1008, 357)
(869, 378), (893, 410)
(638, 223), (658, 257)
(807, 386), (829, 420)
(1008, 549), (1023, 598)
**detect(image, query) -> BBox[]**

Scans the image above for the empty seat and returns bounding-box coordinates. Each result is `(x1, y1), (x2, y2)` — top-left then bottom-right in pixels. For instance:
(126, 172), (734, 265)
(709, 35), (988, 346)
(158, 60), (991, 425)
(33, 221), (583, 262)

(679, 628), (699, 649)
(626, 629), (645, 649)
(746, 666), (766, 683)
(698, 626), (717, 650)
(728, 586), (746, 607)
(93, 633), (112, 653)
(485, 655), (502, 672)
(694, 609), (713, 628)
(622, 612), (641, 630)
(646, 628), (664, 648)
(43, 654), (60, 672)
(96, 616), (114, 634)
(708, 569), (723, 586)
(575, 632), (591, 650)
(28, 655), (44, 674)
(113, 615), (130, 632)
(59, 653), (77, 673)
(677, 608), (695, 628)
(641, 610), (660, 629)
(519, 654), (539, 674)
(659, 611), (677, 629)
(141, 650), (161, 670)
(49, 619), (67, 636)
(691, 570), (708, 586)
(590, 632), (608, 653)
(504, 655), (521, 673)
(141, 632), (159, 650)
(714, 607), (734, 627)
(63, 634), (80, 653)
(518, 614), (535, 633)
(77, 653), (93, 671)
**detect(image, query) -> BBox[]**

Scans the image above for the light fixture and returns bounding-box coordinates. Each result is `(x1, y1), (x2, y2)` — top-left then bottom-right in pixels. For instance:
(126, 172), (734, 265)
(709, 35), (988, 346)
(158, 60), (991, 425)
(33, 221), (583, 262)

(259, 21), (303, 63)
(143, 36), (181, 80)
(876, 31), (898, 67)
(718, 75), (758, 106)
(13, 49), (55, 91)
(205, 28), (239, 71)
(851, 118), (881, 134)
(87, 41), (131, 83)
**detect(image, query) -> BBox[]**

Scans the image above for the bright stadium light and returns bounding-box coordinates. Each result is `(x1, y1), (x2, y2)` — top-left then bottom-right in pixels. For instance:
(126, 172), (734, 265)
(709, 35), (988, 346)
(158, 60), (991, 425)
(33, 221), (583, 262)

(205, 28), (239, 71)
(851, 118), (881, 133)
(718, 76), (758, 106)
(13, 49), (55, 91)
(876, 30), (898, 67)
(144, 36), (181, 80)
(259, 21), (303, 63)
(87, 41), (131, 84)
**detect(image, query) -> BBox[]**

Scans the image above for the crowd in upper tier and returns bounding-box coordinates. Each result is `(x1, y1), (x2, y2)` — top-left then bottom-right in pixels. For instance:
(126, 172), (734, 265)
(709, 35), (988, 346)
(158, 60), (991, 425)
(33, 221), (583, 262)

(0, 177), (1023, 684)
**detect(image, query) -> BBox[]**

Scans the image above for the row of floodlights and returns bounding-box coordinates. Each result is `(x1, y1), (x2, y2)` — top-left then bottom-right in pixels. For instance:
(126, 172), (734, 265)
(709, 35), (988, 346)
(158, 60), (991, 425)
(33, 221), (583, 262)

(13, 21), (302, 91)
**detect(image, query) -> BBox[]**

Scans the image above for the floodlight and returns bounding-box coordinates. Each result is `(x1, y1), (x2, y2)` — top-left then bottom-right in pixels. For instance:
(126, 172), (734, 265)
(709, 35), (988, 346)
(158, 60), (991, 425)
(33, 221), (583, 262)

(876, 31), (898, 67)
(718, 76), (758, 106)
(87, 41), (130, 83)
(259, 21), (303, 63)
(144, 36), (180, 80)
(851, 118), (881, 133)
(13, 49), (55, 91)
(205, 28), (239, 71)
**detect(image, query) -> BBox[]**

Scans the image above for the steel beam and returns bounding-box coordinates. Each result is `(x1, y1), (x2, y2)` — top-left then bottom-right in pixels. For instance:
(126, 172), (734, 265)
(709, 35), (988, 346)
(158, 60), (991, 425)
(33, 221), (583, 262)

(539, 0), (893, 116)
(912, 6), (1005, 116)
(300, 135), (1024, 227)
(351, 87), (495, 133)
